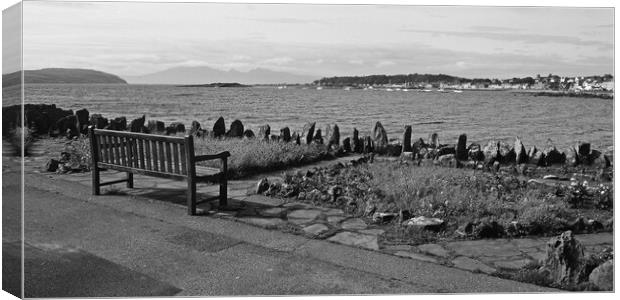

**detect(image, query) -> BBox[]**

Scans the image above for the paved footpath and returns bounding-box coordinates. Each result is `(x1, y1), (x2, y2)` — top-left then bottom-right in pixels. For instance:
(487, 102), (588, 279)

(3, 154), (561, 297)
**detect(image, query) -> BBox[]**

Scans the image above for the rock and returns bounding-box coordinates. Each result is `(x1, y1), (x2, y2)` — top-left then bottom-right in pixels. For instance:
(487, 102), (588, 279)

(527, 147), (540, 165)
(256, 178), (269, 194)
(227, 119), (244, 138)
(189, 120), (201, 136)
(588, 259), (613, 291)
(363, 136), (373, 153)
(341, 218), (368, 230)
(565, 146), (579, 166)
(403, 216), (445, 232)
(312, 129), (323, 144)
(402, 125), (412, 152)
(455, 134), (468, 161)
(302, 224), (329, 236)
(429, 132), (440, 148)
(280, 127), (291, 142)
(258, 124), (271, 140)
(451, 257), (497, 275)
(75, 108), (89, 133)
(44, 159), (60, 172)
(170, 122), (185, 133)
(483, 140), (501, 163)
(302, 122), (316, 144)
(129, 115), (146, 132)
(539, 231), (587, 286)
(514, 137), (528, 164)
(342, 137), (351, 152)
(577, 142), (591, 158)
(438, 154), (457, 167)
(542, 140), (566, 165)
(147, 120), (165, 133)
(55, 115), (79, 137)
(327, 232), (379, 250)
(468, 143), (484, 162)
(401, 151), (414, 160)
(473, 218), (505, 238)
(89, 114), (108, 129)
(371, 122), (388, 150)
(437, 145), (456, 157)
(589, 150), (611, 168)
(326, 124), (340, 148)
(108, 117), (127, 131)
(371, 212), (397, 224)
(352, 128), (363, 153)
(418, 243), (450, 258)
(212, 117), (226, 138)
(292, 132), (301, 145)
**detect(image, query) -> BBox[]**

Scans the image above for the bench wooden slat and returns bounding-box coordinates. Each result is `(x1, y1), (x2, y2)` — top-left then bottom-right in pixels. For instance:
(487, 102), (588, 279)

(144, 138), (152, 170)
(165, 142), (173, 173)
(173, 143), (180, 174)
(151, 140), (159, 172)
(126, 137), (134, 168)
(105, 135), (113, 164)
(94, 128), (184, 143)
(179, 143), (187, 174)
(132, 137), (139, 168)
(158, 141), (166, 173)
(97, 162), (187, 180)
(113, 136), (121, 165)
(119, 136), (127, 166)
(138, 139), (145, 169)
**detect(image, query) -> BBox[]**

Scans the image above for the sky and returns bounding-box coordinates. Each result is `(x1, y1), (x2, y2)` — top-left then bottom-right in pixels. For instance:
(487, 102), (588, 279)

(10, 0), (616, 79)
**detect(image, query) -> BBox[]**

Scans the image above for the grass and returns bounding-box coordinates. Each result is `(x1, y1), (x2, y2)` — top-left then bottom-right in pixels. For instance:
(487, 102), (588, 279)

(274, 160), (613, 241)
(193, 137), (331, 179)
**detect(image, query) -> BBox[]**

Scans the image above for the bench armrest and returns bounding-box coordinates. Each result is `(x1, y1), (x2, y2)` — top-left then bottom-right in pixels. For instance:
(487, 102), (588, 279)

(195, 151), (231, 161)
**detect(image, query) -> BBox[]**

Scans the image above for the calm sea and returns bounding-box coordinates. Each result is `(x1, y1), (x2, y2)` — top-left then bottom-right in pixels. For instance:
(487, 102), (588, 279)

(19, 83), (614, 151)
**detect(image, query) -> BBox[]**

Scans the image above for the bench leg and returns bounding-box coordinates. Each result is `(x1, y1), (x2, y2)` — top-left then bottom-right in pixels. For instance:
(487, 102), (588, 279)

(92, 168), (100, 195)
(187, 180), (196, 215)
(219, 180), (227, 207)
(126, 172), (134, 188)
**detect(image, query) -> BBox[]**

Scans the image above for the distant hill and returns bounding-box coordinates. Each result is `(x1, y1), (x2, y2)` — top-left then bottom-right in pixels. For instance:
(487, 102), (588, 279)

(2, 68), (127, 87)
(124, 66), (316, 85)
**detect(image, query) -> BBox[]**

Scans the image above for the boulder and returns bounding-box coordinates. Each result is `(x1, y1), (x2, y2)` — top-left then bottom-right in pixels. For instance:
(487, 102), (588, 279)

(147, 120), (165, 133)
(56, 115), (79, 137)
(455, 134), (468, 161)
(438, 154), (457, 167)
(302, 122), (316, 144)
(258, 124), (271, 140)
(256, 178), (270, 194)
(371, 122), (388, 149)
(107, 117), (127, 131)
(212, 117), (226, 138)
(588, 259), (613, 291)
(280, 127), (291, 142)
(429, 132), (440, 149)
(590, 151), (611, 169)
(402, 125), (412, 152)
(483, 140), (501, 163)
(89, 114), (108, 129)
(402, 216), (444, 232)
(243, 129), (255, 139)
(565, 146), (579, 167)
(539, 231), (586, 286)
(412, 138), (426, 153)
(170, 122), (185, 133)
(43, 159), (60, 172)
(227, 119), (244, 138)
(514, 137), (528, 164)
(75, 108), (89, 133)
(313, 129), (324, 144)
(352, 128), (363, 153)
(342, 137), (351, 152)
(576, 142), (591, 157)
(473, 218), (505, 238)
(326, 124), (340, 148)
(543, 141), (566, 166)
(363, 136), (373, 153)
(129, 115), (146, 132)
(291, 132), (300, 145)
(437, 145), (456, 157)
(468, 143), (484, 161)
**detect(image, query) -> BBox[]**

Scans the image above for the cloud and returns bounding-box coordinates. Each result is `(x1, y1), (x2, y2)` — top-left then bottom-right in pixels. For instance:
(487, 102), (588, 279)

(401, 29), (613, 48)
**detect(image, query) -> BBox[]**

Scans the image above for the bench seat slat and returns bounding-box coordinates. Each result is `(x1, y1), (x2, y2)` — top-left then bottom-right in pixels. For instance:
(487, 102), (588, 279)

(97, 162), (188, 180)
(173, 143), (180, 174)
(151, 140), (159, 172)
(158, 140), (166, 173)
(113, 136), (121, 165)
(138, 139), (145, 169)
(165, 142), (173, 173)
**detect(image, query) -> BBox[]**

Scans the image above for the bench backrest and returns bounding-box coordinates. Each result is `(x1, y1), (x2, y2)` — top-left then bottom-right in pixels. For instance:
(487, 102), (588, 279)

(89, 127), (196, 180)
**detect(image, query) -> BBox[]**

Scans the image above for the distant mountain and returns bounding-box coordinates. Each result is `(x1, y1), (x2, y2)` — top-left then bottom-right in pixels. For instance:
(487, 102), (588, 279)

(124, 66), (316, 85)
(2, 68), (127, 87)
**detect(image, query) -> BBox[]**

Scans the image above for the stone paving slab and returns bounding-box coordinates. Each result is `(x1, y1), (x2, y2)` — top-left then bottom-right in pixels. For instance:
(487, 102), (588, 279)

(328, 232), (379, 251)
(451, 256), (497, 275)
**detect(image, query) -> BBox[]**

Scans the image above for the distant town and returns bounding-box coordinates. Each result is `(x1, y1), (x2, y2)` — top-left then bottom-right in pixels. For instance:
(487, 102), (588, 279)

(313, 73), (614, 92)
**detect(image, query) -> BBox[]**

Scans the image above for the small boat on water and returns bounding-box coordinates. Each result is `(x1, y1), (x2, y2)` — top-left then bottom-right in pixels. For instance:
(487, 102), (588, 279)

(344, 87), (351, 91)
(453, 90), (463, 93)
(278, 86), (287, 89)
(385, 88), (394, 92)
(316, 86), (323, 90)
(437, 89), (446, 93)
(423, 89), (432, 92)
(402, 88), (409, 92)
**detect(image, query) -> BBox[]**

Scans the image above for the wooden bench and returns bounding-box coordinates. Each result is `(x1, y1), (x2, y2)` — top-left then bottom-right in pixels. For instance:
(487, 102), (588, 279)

(88, 126), (230, 215)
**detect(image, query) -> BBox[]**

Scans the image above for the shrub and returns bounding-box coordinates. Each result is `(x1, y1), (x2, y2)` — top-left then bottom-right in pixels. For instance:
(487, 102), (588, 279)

(61, 135), (92, 171)
(6, 127), (34, 156)
(194, 137), (330, 179)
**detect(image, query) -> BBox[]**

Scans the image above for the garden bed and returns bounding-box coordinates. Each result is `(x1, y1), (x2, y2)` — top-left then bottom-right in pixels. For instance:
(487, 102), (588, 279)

(262, 158), (613, 244)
